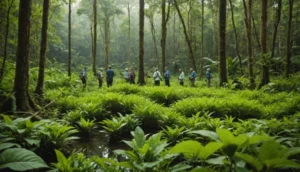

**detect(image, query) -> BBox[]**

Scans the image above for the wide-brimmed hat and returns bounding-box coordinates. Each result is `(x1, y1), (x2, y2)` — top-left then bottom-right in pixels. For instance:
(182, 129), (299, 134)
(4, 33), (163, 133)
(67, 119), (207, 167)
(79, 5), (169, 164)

(125, 68), (128, 70)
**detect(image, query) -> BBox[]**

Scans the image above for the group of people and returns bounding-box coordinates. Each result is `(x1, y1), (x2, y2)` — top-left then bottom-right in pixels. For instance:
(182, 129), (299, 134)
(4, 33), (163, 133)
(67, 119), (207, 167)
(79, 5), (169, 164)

(80, 66), (116, 88)
(80, 66), (212, 88)
(153, 67), (212, 87)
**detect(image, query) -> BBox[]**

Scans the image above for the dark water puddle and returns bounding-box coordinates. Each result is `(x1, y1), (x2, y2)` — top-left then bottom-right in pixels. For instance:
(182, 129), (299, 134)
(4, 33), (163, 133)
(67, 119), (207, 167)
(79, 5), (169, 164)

(69, 130), (128, 157)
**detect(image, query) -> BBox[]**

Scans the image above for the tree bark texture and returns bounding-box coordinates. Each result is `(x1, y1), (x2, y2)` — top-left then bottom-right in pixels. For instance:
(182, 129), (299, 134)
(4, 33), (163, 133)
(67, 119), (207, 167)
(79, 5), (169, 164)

(270, 0), (282, 59)
(219, 0), (228, 86)
(14, 0), (33, 111)
(127, 1), (131, 66)
(258, 0), (270, 89)
(138, 0), (145, 85)
(149, 18), (160, 68)
(174, 0), (197, 71)
(104, 19), (110, 69)
(285, 0), (294, 78)
(161, 0), (166, 73)
(92, 0), (97, 76)
(35, 0), (50, 96)
(0, 0), (14, 84)
(243, 0), (255, 86)
(229, 0), (243, 75)
(68, 0), (71, 77)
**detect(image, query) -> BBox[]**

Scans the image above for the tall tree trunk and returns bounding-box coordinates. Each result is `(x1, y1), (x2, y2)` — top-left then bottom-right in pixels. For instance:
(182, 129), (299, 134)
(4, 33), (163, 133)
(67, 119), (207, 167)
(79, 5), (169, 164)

(68, 0), (71, 77)
(34, 0), (50, 96)
(251, 12), (261, 53)
(149, 19), (160, 68)
(91, 24), (94, 69)
(243, 0), (255, 87)
(92, 0), (97, 76)
(138, 0), (145, 85)
(14, 0), (34, 111)
(0, 0), (14, 83)
(199, 0), (204, 78)
(270, 0), (282, 59)
(127, 0), (131, 66)
(104, 19), (109, 69)
(285, 0), (294, 78)
(219, 0), (228, 86)
(229, 0), (243, 75)
(161, 0), (168, 73)
(258, 0), (270, 89)
(174, 0), (197, 71)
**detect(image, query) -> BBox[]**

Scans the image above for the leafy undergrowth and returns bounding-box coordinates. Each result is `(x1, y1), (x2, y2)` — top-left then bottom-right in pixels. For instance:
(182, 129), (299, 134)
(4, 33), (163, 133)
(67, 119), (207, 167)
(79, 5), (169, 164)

(1, 66), (300, 171)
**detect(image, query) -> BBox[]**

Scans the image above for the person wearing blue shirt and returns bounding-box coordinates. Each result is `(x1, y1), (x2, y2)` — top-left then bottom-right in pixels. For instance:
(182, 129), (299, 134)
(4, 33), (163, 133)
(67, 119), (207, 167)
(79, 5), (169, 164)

(164, 66), (170, 87)
(206, 68), (212, 87)
(106, 66), (115, 87)
(189, 68), (196, 87)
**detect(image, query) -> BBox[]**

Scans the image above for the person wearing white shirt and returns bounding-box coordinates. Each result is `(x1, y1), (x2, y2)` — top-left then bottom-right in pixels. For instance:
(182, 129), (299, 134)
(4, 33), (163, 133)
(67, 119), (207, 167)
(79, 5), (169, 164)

(178, 69), (185, 86)
(153, 68), (161, 86)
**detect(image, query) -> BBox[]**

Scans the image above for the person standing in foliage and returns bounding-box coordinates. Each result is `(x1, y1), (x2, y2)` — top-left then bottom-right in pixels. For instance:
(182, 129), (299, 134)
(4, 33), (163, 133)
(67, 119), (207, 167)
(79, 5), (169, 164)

(97, 69), (104, 88)
(164, 66), (170, 87)
(129, 68), (135, 84)
(153, 68), (161, 86)
(178, 68), (185, 86)
(124, 68), (129, 82)
(80, 67), (87, 88)
(206, 68), (212, 87)
(189, 68), (196, 87)
(106, 66), (115, 87)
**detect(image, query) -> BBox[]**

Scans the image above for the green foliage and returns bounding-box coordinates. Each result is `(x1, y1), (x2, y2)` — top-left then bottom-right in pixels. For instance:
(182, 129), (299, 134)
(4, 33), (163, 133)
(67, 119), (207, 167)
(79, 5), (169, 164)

(76, 117), (96, 137)
(0, 148), (48, 171)
(114, 127), (189, 171)
(100, 117), (127, 139)
(162, 126), (187, 144)
(51, 149), (96, 172)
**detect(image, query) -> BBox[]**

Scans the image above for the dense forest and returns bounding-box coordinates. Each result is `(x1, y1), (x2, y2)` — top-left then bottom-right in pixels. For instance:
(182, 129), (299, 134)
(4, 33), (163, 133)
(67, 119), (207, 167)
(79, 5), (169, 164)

(0, 0), (300, 171)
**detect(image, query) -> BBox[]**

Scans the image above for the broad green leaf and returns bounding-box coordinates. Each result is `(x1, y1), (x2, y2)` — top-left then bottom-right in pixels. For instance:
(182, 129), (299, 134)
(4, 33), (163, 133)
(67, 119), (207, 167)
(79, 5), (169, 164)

(139, 143), (150, 158)
(235, 152), (263, 171)
(258, 139), (281, 161)
(264, 159), (300, 169)
(24, 138), (40, 146)
(234, 134), (248, 147)
(206, 156), (226, 165)
(54, 149), (68, 168)
(222, 144), (238, 158)
(170, 140), (202, 155)
(0, 143), (20, 151)
(217, 128), (235, 144)
(169, 164), (192, 172)
(117, 162), (134, 169)
(133, 127), (146, 148)
(0, 148), (48, 171)
(191, 167), (217, 172)
(2, 115), (12, 125)
(198, 142), (223, 160)
(189, 130), (219, 141)
(248, 135), (272, 145)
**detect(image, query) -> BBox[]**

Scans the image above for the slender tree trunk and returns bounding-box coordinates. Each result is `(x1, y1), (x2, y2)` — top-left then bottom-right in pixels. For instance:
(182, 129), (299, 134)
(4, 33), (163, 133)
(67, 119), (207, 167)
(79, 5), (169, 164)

(173, 12), (176, 60)
(138, 0), (145, 85)
(104, 19), (109, 69)
(219, 0), (228, 86)
(92, 0), (97, 76)
(14, 0), (34, 111)
(252, 12), (261, 53)
(68, 0), (71, 77)
(229, 0), (243, 75)
(243, 0), (255, 87)
(0, 0), (14, 83)
(174, 0), (197, 71)
(286, 0), (294, 78)
(127, 1), (131, 66)
(258, 0), (270, 89)
(200, 0), (204, 78)
(271, 0), (282, 59)
(149, 19), (160, 68)
(91, 24), (94, 68)
(161, 0), (167, 73)
(34, 0), (50, 96)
